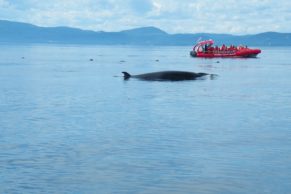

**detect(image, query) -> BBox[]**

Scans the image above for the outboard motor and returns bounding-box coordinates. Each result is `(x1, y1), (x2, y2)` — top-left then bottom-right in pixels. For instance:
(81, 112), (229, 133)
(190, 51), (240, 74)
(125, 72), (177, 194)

(190, 50), (197, 57)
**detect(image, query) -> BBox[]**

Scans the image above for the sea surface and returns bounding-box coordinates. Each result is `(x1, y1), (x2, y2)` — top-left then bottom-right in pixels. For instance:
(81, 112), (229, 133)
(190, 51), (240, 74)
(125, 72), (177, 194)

(0, 44), (291, 194)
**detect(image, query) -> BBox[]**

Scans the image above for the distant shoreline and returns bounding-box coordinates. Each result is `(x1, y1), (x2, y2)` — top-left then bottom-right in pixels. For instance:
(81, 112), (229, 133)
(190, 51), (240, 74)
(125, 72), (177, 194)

(1, 20), (291, 46)
(1, 43), (290, 49)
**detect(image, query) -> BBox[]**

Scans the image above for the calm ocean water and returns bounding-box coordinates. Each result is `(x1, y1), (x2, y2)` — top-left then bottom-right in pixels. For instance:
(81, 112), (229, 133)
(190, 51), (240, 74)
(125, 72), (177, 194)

(0, 44), (291, 193)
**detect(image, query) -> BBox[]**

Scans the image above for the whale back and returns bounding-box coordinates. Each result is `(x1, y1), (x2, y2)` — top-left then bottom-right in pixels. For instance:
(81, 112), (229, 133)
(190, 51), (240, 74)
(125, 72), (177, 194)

(122, 71), (209, 81)
(138, 71), (192, 81)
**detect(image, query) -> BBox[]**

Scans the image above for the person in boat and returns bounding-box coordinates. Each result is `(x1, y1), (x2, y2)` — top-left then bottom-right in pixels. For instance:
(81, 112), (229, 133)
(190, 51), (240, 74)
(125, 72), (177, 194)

(222, 44), (226, 51)
(230, 45), (234, 51)
(215, 45), (219, 53)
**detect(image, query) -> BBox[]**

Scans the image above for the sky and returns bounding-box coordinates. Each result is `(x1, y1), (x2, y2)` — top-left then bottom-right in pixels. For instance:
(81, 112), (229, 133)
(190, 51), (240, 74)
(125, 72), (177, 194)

(0, 0), (291, 34)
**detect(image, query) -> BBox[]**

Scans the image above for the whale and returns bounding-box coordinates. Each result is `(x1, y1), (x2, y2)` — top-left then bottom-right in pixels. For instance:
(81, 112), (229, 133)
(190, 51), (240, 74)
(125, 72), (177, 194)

(122, 71), (215, 81)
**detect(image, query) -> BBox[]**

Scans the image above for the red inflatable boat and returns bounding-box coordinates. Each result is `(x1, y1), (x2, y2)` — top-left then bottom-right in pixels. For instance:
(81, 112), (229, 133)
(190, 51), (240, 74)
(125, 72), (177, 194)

(190, 39), (261, 58)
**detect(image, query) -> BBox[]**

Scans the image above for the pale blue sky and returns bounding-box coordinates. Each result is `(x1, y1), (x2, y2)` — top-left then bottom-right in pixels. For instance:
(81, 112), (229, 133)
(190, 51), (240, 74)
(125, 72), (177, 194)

(1, 0), (290, 34)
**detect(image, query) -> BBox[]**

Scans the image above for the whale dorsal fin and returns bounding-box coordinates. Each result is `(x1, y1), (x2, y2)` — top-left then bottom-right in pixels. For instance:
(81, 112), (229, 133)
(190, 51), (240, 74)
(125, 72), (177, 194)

(122, 72), (131, 80)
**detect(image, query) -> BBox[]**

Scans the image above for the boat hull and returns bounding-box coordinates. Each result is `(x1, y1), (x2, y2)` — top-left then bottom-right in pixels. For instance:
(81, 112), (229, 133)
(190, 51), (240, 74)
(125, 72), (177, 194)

(190, 49), (261, 58)
(190, 39), (261, 58)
